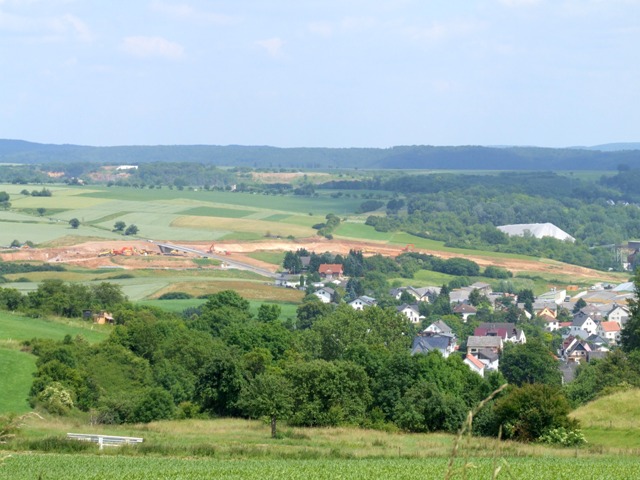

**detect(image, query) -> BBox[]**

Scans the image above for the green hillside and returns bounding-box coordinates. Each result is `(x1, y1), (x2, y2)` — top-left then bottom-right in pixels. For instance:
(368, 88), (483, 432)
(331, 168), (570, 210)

(571, 389), (640, 448)
(0, 311), (110, 414)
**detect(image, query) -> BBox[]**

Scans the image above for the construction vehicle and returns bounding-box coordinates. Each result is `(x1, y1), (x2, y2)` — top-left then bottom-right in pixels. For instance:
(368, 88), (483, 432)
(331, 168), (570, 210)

(402, 244), (415, 252)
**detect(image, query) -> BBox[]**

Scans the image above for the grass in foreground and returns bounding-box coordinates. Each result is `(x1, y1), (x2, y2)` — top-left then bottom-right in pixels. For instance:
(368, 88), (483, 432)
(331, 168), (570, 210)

(2, 416), (640, 479)
(4, 455), (640, 480)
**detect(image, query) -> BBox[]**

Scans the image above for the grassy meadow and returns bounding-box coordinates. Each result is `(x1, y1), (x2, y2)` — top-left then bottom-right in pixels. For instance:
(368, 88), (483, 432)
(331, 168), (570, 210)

(2, 413), (640, 479)
(0, 311), (111, 413)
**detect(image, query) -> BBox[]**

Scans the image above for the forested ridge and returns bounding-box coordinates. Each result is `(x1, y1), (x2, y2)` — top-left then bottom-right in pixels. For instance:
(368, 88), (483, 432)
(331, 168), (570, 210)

(1, 139), (639, 170)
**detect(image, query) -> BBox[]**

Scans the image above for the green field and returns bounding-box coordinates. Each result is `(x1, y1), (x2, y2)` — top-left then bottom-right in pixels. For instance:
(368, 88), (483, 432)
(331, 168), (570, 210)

(2, 455), (639, 480)
(0, 349), (36, 413)
(0, 184), (365, 245)
(0, 311), (109, 344)
(0, 311), (110, 413)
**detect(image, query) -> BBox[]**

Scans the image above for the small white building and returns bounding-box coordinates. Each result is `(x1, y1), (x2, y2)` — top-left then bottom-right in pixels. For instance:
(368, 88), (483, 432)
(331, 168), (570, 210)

(314, 287), (335, 304)
(349, 296), (377, 311)
(397, 304), (422, 324)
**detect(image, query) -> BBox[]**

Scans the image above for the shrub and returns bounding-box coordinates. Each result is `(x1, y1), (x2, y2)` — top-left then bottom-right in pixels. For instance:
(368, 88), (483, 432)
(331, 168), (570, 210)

(158, 292), (193, 300)
(538, 427), (587, 447)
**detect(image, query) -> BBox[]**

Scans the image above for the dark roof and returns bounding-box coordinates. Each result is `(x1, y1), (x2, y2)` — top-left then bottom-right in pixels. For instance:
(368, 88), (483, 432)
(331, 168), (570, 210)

(476, 349), (499, 362)
(453, 303), (477, 314)
(411, 335), (451, 355)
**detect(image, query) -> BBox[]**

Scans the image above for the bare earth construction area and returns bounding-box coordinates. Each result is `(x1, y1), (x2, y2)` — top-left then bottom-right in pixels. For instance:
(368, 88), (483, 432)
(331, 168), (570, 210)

(0, 237), (620, 282)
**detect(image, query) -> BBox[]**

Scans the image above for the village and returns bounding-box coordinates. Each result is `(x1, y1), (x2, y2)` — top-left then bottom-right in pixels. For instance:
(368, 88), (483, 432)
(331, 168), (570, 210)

(275, 257), (634, 382)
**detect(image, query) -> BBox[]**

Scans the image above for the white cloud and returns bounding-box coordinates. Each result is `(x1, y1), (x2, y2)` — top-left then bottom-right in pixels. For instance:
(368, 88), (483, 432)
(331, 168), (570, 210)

(0, 9), (92, 42)
(150, 1), (236, 25)
(121, 36), (184, 59)
(255, 37), (284, 58)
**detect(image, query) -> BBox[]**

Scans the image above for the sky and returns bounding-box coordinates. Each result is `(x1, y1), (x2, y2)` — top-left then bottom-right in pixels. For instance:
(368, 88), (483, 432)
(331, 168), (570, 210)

(0, 0), (638, 148)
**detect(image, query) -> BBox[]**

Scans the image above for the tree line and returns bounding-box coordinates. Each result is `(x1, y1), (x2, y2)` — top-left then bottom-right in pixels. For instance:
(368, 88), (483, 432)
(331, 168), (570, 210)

(0, 277), (594, 443)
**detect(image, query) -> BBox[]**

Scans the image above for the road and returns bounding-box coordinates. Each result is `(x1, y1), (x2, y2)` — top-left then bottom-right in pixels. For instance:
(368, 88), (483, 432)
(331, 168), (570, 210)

(151, 241), (278, 279)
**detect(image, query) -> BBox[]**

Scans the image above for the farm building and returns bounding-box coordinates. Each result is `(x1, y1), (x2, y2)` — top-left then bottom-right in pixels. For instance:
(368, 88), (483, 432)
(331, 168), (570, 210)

(497, 223), (575, 242)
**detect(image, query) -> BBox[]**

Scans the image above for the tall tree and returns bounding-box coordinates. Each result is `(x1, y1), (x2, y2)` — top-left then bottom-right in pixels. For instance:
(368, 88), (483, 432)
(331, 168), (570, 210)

(238, 373), (293, 438)
(621, 269), (640, 352)
(500, 340), (561, 387)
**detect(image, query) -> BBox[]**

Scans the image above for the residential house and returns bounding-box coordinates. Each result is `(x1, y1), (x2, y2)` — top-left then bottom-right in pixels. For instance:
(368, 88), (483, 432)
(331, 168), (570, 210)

(607, 305), (630, 326)
(541, 313), (560, 332)
(411, 334), (457, 358)
(570, 313), (598, 338)
(424, 320), (453, 336)
(564, 341), (591, 363)
(318, 264), (344, 280)
(476, 349), (500, 371)
(470, 282), (493, 296)
(597, 321), (621, 345)
(467, 336), (503, 355)
(474, 323), (526, 344)
(299, 256), (311, 270)
(585, 334), (610, 352)
(464, 354), (485, 377)
(391, 286), (440, 303)
(397, 304), (422, 324)
(314, 287), (335, 304)
(408, 286), (441, 302)
(532, 302), (558, 318)
(349, 295), (377, 310)
(449, 288), (471, 304)
(275, 273), (301, 288)
(577, 305), (604, 321)
(453, 303), (477, 321)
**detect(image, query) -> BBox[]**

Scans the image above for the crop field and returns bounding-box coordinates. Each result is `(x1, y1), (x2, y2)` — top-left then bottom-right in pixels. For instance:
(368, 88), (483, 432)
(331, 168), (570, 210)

(0, 184), (367, 245)
(151, 280), (304, 303)
(3, 455), (640, 480)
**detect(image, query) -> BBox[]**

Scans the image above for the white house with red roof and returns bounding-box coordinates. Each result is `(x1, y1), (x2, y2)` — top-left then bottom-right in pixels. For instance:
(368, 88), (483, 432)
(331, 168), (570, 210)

(597, 321), (621, 345)
(318, 264), (344, 280)
(464, 354), (485, 377)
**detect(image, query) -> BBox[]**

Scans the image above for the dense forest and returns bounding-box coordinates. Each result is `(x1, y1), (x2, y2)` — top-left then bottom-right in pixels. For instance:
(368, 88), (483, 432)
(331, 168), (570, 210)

(1, 139), (639, 170)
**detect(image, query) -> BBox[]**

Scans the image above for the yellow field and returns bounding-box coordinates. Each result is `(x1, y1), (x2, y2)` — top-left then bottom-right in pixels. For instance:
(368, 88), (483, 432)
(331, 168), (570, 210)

(171, 215), (314, 238)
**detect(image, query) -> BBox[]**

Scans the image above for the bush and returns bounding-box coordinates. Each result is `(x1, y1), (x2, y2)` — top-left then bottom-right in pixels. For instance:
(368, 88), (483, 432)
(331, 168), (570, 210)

(538, 427), (587, 447)
(493, 384), (576, 442)
(26, 436), (93, 453)
(36, 382), (74, 415)
(158, 292), (194, 300)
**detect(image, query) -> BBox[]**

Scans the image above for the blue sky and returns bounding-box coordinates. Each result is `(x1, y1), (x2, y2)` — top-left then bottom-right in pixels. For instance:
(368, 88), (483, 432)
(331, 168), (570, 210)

(1, 0), (638, 148)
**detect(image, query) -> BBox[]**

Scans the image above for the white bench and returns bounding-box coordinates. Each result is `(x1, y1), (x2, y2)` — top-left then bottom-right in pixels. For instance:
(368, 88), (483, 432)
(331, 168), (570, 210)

(67, 433), (144, 450)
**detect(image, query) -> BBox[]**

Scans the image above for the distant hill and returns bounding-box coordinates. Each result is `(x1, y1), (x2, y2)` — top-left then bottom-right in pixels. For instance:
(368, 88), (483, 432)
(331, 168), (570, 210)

(572, 143), (640, 152)
(1, 139), (640, 170)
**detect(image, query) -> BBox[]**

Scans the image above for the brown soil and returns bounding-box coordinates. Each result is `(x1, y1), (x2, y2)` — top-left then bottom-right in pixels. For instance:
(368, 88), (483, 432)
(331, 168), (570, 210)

(0, 237), (620, 282)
